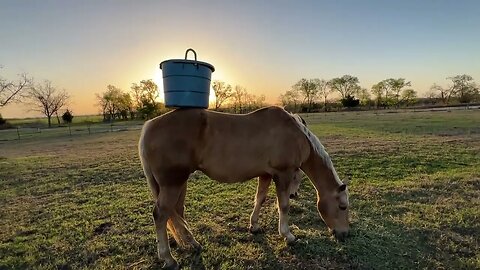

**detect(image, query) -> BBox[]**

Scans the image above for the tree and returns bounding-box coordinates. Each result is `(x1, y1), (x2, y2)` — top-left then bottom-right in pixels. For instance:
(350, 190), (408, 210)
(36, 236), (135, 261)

(329, 75), (360, 100)
(386, 78), (411, 107)
(371, 81), (386, 108)
(232, 85), (247, 113)
(279, 89), (301, 112)
(97, 85), (123, 121)
(448, 74), (478, 103)
(131, 79), (160, 119)
(1, 70), (32, 107)
(316, 79), (330, 111)
(357, 88), (371, 106)
(429, 83), (451, 104)
(28, 80), (69, 128)
(292, 78), (318, 112)
(62, 109), (74, 124)
(400, 89), (417, 106)
(212, 80), (233, 110)
(371, 78), (411, 108)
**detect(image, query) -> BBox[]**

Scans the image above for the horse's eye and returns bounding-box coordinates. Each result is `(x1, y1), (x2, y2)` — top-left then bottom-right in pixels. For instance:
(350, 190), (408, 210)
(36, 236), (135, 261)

(339, 205), (347, 210)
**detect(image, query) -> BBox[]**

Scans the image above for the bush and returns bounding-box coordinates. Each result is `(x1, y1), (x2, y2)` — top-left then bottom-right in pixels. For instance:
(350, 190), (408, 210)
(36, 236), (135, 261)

(0, 114), (14, 130)
(341, 95), (360, 108)
(62, 109), (74, 124)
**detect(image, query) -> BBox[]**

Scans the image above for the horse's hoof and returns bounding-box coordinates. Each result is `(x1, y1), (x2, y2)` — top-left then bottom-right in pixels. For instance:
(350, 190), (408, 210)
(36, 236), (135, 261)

(249, 225), (262, 234)
(285, 234), (296, 245)
(163, 261), (180, 270)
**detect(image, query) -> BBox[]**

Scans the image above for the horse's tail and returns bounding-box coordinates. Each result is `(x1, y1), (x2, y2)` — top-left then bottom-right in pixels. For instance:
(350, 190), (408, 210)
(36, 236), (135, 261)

(138, 120), (160, 200)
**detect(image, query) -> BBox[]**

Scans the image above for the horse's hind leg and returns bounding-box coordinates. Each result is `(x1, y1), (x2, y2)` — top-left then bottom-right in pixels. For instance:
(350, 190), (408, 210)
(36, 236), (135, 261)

(153, 184), (184, 270)
(249, 175), (272, 233)
(167, 182), (201, 251)
(274, 171), (296, 244)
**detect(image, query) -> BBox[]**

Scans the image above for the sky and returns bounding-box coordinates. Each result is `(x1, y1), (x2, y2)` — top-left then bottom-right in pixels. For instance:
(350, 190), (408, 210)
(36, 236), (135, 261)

(1, 0), (479, 118)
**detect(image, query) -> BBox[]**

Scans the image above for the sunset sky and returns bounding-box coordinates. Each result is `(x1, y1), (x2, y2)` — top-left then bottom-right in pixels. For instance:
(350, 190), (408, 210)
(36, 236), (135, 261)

(1, 0), (479, 118)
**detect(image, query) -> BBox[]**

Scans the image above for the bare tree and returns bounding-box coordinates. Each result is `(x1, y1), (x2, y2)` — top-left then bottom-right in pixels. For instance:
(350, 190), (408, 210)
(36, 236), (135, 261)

(212, 80), (233, 110)
(316, 79), (330, 111)
(430, 83), (452, 104)
(28, 80), (69, 127)
(233, 85), (247, 113)
(1, 70), (32, 107)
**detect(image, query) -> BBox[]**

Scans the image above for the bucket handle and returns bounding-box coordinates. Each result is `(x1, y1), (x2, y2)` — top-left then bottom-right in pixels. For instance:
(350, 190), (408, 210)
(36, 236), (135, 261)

(185, 48), (197, 61)
(184, 48), (198, 69)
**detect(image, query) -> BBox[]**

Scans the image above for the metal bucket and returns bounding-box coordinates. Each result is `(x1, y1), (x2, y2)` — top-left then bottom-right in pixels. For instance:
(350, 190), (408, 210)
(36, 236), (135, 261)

(160, 49), (215, 108)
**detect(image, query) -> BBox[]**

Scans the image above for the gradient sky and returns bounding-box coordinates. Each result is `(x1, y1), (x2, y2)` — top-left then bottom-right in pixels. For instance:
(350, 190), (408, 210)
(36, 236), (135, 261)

(1, 0), (479, 118)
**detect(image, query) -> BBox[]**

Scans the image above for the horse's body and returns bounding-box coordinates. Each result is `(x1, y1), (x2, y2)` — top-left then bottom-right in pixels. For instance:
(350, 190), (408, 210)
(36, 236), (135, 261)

(139, 106), (349, 269)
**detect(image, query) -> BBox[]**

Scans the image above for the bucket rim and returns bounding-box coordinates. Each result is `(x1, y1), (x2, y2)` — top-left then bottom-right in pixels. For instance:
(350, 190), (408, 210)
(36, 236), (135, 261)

(160, 59), (215, 72)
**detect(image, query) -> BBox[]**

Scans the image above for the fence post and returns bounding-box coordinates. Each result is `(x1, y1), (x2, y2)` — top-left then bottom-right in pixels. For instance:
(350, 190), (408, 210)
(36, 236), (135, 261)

(68, 124), (72, 136)
(88, 124), (91, 135)
(17, 127), (20, 140)
(110, 123), (113, 132)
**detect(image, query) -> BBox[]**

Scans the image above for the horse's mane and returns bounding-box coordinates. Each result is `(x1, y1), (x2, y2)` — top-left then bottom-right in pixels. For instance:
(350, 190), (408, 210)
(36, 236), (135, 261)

(290, 113), (342, 185)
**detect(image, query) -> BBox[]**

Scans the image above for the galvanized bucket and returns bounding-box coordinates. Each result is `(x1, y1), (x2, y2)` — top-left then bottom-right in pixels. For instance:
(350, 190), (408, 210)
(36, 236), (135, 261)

(159, 49), (215, 108)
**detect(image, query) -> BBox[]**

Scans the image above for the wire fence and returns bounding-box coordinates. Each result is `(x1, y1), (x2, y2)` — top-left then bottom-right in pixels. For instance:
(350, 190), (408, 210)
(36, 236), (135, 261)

(0, 121), (144, 141)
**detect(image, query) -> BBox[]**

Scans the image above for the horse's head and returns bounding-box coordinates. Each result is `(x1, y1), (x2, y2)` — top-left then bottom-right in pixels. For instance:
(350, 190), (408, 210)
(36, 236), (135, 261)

(317, 182), (350, 241)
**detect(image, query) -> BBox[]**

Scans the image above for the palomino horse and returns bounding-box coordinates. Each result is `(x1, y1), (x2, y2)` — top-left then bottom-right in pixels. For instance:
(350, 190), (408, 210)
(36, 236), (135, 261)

(138, 106), (349, 269)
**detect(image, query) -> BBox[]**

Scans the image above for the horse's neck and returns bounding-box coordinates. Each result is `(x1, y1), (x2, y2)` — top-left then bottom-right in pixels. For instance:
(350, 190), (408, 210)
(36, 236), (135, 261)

(301, 152), (340, 195)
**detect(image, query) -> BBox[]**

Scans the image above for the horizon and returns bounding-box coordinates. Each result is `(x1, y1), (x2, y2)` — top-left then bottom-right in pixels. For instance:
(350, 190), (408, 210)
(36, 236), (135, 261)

(1, 0), (479, 118)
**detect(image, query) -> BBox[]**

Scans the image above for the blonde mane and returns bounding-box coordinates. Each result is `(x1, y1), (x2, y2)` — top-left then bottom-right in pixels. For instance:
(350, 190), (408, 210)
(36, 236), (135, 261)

(291, 114), (342, 185)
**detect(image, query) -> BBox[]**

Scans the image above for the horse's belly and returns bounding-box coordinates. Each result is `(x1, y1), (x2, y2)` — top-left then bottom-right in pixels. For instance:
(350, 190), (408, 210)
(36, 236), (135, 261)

(198, 162), (264, 183)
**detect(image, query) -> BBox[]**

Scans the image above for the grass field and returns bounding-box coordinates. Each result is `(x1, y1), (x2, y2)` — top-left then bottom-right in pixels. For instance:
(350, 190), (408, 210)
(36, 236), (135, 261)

(1, 109), (479, 269)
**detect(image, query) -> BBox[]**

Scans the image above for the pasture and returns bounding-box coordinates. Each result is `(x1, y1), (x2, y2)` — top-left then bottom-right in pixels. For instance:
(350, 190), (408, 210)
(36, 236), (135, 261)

(1, 109), (479, 269)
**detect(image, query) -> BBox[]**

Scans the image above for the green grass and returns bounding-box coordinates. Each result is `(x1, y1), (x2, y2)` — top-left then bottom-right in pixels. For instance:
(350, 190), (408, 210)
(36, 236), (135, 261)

(7, 115), (105, 128)
(1, 109), (479, 269)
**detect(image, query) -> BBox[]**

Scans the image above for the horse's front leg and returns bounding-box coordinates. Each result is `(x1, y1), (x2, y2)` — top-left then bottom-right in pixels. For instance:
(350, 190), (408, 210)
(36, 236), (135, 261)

(274, 171), (296, 244)
(249, 175), (271, 233)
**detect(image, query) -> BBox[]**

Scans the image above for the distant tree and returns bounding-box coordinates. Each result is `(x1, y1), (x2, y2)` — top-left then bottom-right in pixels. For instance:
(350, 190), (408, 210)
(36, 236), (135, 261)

(429, 83), (451, 104)
(212, 80), (233, 110)
(62, 109), (74, 124)
(316, 79), (330, 111)
(400, 89), (417, 106)
(329, 75), (360, 101)
(371, 78), (411, 108)
(28, 80), (69, 128)
(448, 74), (478, 103)
(293, 78), (318, 112)
(358, 88), (372, 106)
(232, 85), (247, 113)
(131, 79), (160, 118)
(0, 69), (32, 107)
(97, 85), (123, 121)
(279, 89), (301, 112)
(386, 78), (411, 107)
(371, 82), (386, 108)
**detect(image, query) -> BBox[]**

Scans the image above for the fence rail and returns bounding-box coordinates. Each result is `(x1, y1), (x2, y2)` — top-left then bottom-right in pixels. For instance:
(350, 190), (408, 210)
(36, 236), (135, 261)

(0, 122), (144, 141)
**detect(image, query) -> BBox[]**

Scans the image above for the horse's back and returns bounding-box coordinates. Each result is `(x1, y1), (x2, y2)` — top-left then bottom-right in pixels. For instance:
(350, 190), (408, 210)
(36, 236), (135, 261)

(139, 106), (310, 183)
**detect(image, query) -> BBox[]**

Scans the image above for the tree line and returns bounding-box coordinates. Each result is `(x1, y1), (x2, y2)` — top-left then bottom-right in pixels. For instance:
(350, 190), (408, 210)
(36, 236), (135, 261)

(2, 63), (479, 129)
(278, 74), (479, 113)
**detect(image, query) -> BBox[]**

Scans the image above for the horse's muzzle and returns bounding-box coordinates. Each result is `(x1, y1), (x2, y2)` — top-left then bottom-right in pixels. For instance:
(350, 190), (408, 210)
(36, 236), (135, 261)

(332, 229), (349, 241)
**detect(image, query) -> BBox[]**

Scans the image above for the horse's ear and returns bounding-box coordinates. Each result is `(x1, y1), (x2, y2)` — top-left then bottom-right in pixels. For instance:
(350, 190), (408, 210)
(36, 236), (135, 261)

(338, 184), (347, 192)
